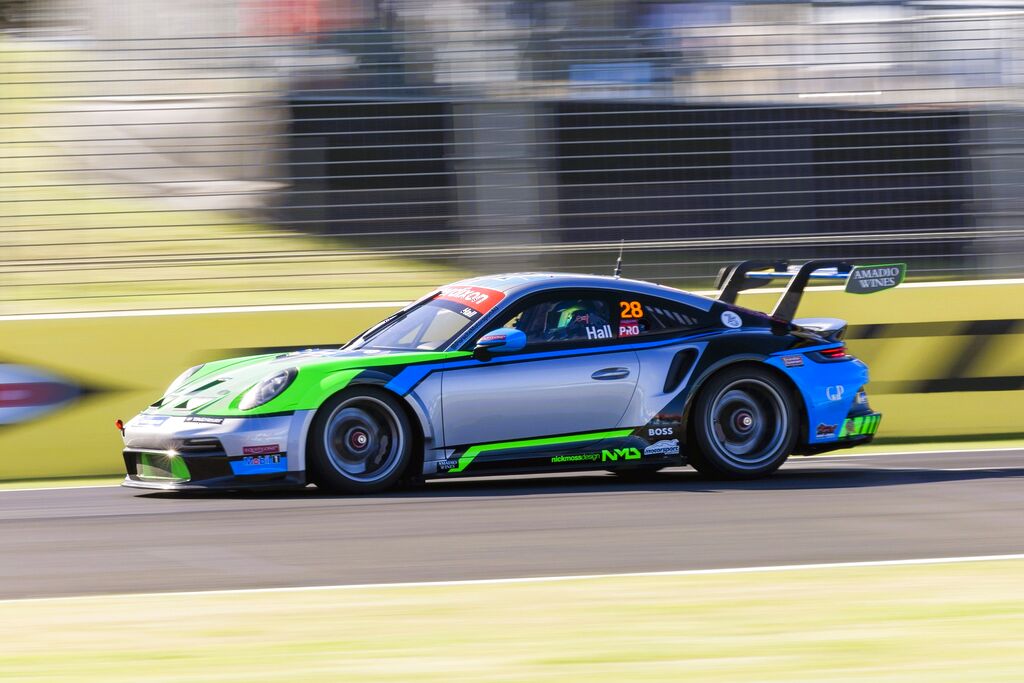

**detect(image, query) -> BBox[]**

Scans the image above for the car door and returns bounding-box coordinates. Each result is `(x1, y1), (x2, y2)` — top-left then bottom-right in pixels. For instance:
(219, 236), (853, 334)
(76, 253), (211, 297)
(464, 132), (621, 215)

(440, 290), (640, 447)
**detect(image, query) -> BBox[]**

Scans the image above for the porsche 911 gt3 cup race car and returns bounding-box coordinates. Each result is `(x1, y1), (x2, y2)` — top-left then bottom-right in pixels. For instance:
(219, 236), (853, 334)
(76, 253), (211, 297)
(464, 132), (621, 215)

(118, 260), (904, 493)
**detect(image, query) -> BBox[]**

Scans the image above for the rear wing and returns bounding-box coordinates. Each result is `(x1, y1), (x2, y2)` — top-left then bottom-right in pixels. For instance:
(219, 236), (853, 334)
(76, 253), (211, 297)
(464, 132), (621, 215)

(715, 260), (906, 322)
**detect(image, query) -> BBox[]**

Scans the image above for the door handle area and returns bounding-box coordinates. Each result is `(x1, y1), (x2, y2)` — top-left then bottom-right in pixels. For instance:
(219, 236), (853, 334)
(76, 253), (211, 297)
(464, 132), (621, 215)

(591, 367), (631, 380)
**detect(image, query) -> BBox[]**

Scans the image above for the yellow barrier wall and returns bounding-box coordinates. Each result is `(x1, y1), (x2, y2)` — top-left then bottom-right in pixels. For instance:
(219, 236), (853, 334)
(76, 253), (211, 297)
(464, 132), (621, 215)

(1, 282), (1021, 480)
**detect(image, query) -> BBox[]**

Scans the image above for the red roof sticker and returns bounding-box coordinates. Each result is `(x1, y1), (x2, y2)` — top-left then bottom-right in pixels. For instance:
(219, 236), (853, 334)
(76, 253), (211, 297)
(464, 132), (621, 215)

(437, 286), (505, 314)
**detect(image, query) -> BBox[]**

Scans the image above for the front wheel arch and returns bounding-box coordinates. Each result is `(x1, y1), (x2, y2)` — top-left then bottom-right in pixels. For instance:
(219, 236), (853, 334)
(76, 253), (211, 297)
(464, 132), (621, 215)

(305, 385), (423, 493)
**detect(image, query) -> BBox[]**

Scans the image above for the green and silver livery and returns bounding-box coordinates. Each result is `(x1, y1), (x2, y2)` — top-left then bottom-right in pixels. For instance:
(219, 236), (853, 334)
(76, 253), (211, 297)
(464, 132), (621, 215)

(120, 263), (891, 493)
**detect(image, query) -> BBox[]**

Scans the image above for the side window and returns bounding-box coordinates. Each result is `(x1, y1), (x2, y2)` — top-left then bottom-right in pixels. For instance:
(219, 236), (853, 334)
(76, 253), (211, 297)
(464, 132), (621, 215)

(615, 295), (709, 338)
(492, 293), (617, 347)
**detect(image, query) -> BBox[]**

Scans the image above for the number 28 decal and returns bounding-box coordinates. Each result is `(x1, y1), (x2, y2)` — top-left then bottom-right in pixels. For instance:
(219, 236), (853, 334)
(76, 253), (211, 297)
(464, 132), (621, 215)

(619, 300), (644, 318)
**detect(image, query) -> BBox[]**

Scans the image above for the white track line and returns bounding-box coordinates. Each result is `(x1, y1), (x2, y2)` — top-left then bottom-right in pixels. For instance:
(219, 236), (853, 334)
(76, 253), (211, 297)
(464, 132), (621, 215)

(2, 553), (1023, 605)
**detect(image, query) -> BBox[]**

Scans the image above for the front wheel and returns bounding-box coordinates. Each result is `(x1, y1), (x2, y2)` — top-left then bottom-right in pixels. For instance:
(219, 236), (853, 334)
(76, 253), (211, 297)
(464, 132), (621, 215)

(307, 388), (413, 494)
(689, 366), (798, 479)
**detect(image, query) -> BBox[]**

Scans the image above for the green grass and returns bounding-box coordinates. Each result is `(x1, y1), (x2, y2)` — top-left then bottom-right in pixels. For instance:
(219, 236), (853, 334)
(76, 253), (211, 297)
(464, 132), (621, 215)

(0, 40), (466, 314)
(1, 559), (1022, 681)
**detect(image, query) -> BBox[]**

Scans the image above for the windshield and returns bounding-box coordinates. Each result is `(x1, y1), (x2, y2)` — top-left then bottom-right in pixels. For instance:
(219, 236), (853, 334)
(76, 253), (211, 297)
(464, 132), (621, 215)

(349, 286), (506, 351)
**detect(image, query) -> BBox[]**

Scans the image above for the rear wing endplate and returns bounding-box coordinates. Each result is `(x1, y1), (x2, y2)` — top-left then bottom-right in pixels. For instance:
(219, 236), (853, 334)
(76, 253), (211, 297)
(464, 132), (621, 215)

(715, 260), (906, 322)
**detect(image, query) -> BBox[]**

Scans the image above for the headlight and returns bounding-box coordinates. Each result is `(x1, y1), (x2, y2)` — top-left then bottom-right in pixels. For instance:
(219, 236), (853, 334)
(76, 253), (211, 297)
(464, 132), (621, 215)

(165, 364), (203, 395)
(239, 368), (297, 410)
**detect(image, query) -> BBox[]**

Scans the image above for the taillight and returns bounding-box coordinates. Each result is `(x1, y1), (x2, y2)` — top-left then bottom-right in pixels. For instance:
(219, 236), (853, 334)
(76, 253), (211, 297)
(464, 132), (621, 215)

(810, 345), (853, 363)
(819, 346), (848, 359)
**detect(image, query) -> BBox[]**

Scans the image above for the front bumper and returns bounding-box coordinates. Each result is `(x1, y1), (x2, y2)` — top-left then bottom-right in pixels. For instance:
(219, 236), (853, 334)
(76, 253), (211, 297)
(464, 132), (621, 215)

(120, 411), (314, 490)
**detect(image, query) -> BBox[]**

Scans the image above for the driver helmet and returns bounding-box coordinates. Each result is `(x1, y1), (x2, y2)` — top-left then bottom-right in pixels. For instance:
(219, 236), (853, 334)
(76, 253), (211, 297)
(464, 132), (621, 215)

(555, 302), (593, 329)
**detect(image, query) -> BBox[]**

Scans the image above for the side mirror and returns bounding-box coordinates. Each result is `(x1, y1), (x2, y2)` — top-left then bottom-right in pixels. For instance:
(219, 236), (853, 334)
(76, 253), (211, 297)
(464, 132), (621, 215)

(474, 328), (526, 359)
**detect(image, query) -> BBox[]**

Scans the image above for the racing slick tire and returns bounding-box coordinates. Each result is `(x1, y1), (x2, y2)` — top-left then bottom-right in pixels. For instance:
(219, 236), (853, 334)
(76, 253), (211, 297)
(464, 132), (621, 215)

(689, 365), (798, 479)
(308, 387), (413, 494)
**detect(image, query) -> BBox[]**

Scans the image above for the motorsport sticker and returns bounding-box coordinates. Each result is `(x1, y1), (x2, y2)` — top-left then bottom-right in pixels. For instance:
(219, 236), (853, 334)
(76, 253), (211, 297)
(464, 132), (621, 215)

(644, 439), (680, 456)
(845, 263), (906, 294)
(816, 423), (838, 438)
(437, 286), (505, 314)
(781, 355), (804, 368)
(184, 416), (224, 425)
(720, 310), (742, 328)
(242, 444), (280, 455)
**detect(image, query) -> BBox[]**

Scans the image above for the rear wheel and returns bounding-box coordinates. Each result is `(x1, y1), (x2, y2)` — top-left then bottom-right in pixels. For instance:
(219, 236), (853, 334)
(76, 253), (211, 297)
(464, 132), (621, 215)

(308, 388), (413, 494)
(690, 366), (797, 479)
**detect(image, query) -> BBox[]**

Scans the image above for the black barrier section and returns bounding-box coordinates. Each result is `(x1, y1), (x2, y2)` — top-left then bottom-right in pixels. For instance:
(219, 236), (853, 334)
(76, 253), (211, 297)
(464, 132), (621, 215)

(284, 97), (974, 272)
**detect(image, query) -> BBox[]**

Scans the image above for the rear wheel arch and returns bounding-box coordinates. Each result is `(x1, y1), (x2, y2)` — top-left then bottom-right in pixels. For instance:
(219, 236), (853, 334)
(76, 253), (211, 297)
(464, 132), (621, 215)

(681, 358), (808, 447)
(684, 360), (802, 479)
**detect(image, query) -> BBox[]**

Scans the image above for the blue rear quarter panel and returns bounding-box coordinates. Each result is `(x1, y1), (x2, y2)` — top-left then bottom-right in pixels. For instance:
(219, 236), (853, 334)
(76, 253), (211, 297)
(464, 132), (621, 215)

(765, 351), (870, 445)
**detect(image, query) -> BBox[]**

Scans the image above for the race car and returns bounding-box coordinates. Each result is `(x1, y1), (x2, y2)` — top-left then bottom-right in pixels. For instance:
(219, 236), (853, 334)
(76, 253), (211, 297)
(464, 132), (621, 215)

(118, 260), (903, 493)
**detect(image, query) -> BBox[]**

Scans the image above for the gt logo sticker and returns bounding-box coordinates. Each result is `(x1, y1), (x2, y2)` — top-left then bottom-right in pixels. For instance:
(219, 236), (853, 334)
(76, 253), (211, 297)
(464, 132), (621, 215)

(720, 311), (742, 328)
(438, 286), (505, 314)
(826, 385), (845, 401)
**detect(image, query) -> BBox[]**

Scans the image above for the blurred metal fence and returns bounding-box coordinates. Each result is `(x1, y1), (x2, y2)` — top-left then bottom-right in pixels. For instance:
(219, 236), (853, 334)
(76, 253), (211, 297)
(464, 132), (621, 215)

(3, 1), (1024, 314)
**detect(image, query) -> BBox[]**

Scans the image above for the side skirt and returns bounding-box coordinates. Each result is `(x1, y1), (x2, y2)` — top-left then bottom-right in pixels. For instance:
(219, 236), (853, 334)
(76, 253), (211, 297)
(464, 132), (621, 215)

(427, 429), (686, 478)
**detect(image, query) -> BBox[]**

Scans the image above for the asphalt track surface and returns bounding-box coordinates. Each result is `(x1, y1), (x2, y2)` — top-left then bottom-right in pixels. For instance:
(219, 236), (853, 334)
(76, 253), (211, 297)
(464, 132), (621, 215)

(1, 449), (1022, 599)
